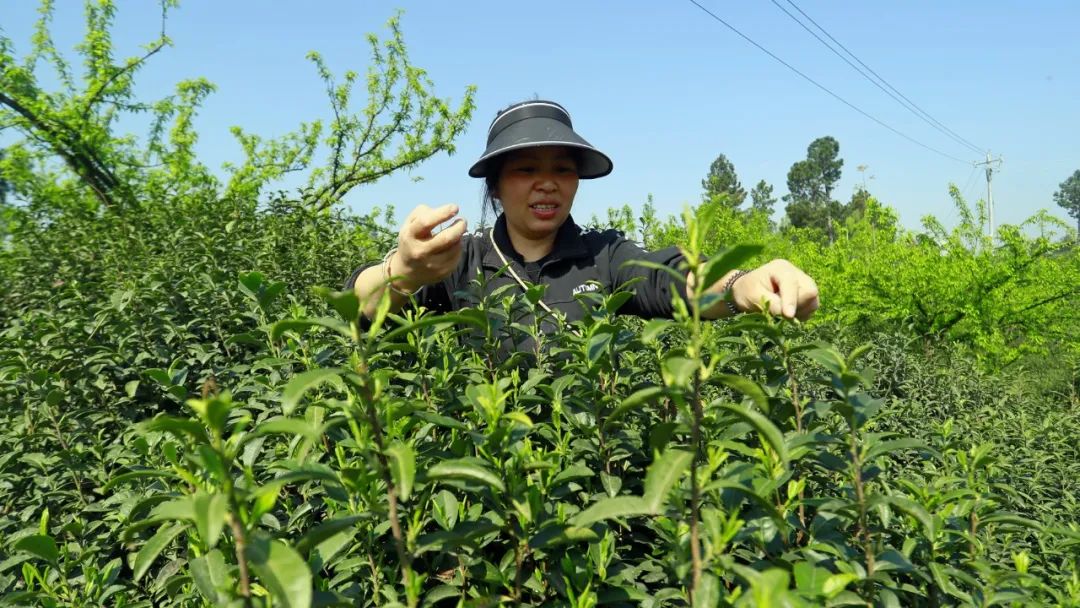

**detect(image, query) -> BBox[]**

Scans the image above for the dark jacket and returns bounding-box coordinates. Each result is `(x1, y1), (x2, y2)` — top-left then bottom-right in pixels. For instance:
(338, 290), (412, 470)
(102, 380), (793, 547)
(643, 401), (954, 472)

(345, 214), (690, 334)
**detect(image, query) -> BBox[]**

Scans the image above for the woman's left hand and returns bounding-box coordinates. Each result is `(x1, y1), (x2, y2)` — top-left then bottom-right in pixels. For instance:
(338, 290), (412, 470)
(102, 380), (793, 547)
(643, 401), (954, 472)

(731, 259), (820, 321)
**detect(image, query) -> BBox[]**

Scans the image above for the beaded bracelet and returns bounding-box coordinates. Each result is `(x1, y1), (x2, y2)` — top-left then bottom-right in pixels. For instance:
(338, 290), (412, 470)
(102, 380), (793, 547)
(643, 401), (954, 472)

(382, 248), (421, 297)
(724, 269), (750, 316)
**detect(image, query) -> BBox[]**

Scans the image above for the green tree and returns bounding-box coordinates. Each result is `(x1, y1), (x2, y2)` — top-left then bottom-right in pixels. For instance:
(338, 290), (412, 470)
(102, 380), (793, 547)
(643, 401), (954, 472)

(846, 186), (871, 220)
(0, 2), (474, 213)
(749, 179), (776, 215)
(784, 136), (844, 239)
(1054, 169), (1080, 237)
(701, 153), (746, 209)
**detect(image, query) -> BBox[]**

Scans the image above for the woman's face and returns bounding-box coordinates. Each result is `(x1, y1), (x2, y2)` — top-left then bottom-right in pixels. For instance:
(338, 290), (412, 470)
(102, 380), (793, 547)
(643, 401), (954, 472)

(496, 146), (579, 241)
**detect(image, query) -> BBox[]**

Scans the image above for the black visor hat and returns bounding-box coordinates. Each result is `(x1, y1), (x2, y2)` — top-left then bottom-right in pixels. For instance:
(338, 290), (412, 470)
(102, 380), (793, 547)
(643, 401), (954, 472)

(468, 100), (613, 179)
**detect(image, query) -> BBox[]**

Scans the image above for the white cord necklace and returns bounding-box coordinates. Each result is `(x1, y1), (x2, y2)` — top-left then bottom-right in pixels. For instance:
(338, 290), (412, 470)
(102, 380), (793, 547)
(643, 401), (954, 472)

(487, 228), (556, 316)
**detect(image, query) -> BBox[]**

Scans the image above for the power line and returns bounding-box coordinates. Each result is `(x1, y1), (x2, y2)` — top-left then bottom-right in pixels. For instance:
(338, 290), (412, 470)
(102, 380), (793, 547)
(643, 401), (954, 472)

(770, 0), (982, 156)
(779, 0), (985, 155)
(685, 0), (971, 164)
(960, 164), (980, 200)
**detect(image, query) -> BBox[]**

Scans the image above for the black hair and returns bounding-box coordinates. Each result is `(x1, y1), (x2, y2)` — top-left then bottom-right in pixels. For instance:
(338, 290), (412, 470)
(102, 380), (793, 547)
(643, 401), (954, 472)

(479, 157), (504, 230)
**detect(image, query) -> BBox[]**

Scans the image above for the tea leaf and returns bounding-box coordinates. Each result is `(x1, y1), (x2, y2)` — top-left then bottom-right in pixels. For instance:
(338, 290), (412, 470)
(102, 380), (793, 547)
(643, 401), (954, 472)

(697, 244), (762, 293)
(643, 449), (693, 513)
(571, 496), (650, 526)
(529, 524), (600, 549)
(385, 443), (416, 501)
(715, 402), (789, 466)
(251, 417), (322, 443)
(693, 572), (721, 608)
(190, 549), (232, 604)
(12, 535), (59, 567)
(281, 368), (345, 415)
(294, 515), (370, 555)
(132, 522), (187, 582)
(245, 535), (313, 608)
(712, 374), (770, 414)
(822, 573), (859, 598)
(193, 492), (227, 549)
(426, 459), (505, 492)
(605, 386), (667, 430)
(102, 469), (180, 492)
(270, 317), (352, 341)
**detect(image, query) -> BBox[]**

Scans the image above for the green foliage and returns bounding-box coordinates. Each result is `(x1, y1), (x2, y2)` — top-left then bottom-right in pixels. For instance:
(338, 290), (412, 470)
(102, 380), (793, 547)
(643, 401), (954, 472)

(643, 185), (1079, 372)
(4, 196), (1077, 605)
(1054, 168), (1080, 235)
(0, 150), (10, 205)
(748, 179), (776, 216)
(701, 153), (746, 209)
(0, 0), (211, 212)
(0, 1), (474, 215)
(784, 136), (845, 235)
(226, 12), (477, 210)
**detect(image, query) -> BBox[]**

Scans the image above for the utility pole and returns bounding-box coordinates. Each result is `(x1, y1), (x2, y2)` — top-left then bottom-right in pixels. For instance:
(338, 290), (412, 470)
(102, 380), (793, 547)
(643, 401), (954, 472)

(975, 153), (1003, 241)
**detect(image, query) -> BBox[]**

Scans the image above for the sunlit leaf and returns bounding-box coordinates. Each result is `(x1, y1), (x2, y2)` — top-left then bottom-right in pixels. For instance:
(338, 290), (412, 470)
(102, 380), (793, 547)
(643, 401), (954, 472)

(245, 535), (312, 608)
(605, 386), (666, 431)
(712, 373), (770, 414)
(715, 402), (789, 466)
(12, 535), (59, 566)
(281, 368), (345, 415)
(571, 496), (650, 527)
(385, 443), (415, 502)
(642, 449), (693, 513)
(193, 492), (227, 549)
(426, 459), (505, 492)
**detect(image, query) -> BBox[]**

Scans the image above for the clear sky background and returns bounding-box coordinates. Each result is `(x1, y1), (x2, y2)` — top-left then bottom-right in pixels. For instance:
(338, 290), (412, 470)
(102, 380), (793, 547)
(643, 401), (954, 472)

(4, 1), (1078, 233)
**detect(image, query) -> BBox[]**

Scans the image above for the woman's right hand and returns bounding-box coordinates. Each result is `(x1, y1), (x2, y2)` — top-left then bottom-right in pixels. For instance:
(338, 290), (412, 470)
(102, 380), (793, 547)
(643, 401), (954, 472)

(389, 203), (468, 290)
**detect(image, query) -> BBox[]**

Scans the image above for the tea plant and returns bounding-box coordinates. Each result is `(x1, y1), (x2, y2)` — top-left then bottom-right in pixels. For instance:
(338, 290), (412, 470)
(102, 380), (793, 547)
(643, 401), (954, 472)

(6, 205), (1075, 606)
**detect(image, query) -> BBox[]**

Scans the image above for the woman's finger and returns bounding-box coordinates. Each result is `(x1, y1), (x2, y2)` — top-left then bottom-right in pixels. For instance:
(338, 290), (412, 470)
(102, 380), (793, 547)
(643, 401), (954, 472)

(796, 277), (820, 320)
(775, 271), (800, 319)
(740, 273), (782, 315)
(796, 293), (820, 321)
(425, 218), (467, 254)
(410, 204), (459, 239)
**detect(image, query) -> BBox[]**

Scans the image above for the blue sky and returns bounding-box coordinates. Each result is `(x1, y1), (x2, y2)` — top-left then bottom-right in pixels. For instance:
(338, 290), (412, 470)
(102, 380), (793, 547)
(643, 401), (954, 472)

(5, 1), (1079, 233)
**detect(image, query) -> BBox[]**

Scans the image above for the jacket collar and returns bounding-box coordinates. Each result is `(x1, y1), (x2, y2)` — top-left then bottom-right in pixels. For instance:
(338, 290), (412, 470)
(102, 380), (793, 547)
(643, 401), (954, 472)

(483, 213), (589, 269)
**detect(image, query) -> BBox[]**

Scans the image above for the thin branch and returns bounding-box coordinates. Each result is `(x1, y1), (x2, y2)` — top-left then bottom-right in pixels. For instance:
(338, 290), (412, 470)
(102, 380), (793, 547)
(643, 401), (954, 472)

(0, 91), (123, 208)
(80, 39), (168, 121)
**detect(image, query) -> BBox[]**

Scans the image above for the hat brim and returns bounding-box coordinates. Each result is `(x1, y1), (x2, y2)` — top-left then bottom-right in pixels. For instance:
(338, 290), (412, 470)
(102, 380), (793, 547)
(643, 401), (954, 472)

(468, 116), (613, 179)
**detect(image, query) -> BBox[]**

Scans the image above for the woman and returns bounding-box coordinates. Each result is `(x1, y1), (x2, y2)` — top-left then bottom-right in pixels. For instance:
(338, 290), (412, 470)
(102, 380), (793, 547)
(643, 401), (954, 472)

(348, 100), (819, 330)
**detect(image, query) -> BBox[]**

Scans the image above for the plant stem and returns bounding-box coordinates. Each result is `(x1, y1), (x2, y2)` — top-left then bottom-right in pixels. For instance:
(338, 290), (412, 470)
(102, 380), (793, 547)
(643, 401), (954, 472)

(218, 426), (252, 608)
(357, 369), (413, 600)
(514, 540), (527, 601)
(849, 429), (875, 587)
(597, 373), (610, 475)
(784, 350), (807, 541)
(43, 408), (87, 507)
(367, 550), (382, 601)
(689, 375), (704, 601)
(227, 512), (252, 607)
(968, 510), (979, 558)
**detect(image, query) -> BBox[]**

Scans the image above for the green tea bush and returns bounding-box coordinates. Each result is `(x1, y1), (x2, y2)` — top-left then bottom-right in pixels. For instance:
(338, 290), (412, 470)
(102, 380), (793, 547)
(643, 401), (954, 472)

(638, 192), (1080, 373)
(2, 200), (1077, 606)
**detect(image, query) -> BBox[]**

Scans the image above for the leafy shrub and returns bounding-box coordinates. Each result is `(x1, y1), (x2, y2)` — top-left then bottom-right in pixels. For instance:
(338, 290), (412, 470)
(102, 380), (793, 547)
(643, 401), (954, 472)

(635, 191), (1080, 373)
(2, 203), (1077, 606)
